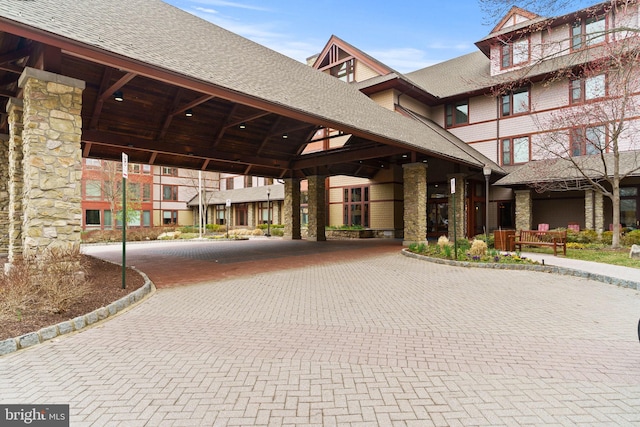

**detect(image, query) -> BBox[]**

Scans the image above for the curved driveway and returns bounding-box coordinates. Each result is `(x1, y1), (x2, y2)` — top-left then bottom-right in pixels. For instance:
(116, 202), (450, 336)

(2, 239), (640, 426)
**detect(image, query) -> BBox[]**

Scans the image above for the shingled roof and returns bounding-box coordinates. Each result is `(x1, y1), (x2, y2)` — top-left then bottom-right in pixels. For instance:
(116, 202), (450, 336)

(0, 0), (498, 171)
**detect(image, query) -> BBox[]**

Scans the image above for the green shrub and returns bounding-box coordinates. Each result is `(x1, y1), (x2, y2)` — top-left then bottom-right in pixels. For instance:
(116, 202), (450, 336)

(474, 233), (495, 249)
(601, 231), (613, 245)
(569, 229), (599, 244)
(622, 229), (640, 246)
(456, 239), (471, 252)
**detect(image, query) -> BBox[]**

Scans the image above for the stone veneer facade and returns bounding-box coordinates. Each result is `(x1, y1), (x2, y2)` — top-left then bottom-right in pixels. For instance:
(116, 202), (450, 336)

(306, 175), (326, 241)
(515, 189), (532, 231)
(7, 98), (24, 261)
(402, 163), (427, 245)
(0, 134), (9, 253)
(283, 177), (301, 239)
(447, 173), (466, 240)
(12, 68), (85, 259)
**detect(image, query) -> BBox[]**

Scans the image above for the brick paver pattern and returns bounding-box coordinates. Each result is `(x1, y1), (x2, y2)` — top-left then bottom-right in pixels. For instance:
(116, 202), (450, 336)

(2, 244), (640, 426)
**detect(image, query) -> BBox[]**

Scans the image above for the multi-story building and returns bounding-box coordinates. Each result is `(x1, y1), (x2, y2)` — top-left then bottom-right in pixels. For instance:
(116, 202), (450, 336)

(308, 1), (640, 238)
(81, 159), (220, 230)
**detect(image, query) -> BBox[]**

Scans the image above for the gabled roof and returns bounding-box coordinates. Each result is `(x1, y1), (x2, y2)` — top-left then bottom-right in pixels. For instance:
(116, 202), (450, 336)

(187, 184), (284, 206)
(313, 35), (394, 76)
(0, 0), (495, 175)
(490, 6), (541, 35)
(495, 152), (640, 186)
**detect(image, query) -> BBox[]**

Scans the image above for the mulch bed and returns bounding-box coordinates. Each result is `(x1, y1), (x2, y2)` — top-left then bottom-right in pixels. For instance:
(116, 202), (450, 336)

(1, 255), (146, 341)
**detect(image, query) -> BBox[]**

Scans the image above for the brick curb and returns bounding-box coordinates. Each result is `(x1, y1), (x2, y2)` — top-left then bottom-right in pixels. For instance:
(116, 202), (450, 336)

(401, 249), (640, 291)
(0, 267), (155, 357)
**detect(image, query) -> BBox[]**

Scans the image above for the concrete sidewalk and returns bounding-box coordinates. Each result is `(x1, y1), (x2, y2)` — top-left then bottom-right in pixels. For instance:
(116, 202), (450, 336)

(521, 251), (640, 288)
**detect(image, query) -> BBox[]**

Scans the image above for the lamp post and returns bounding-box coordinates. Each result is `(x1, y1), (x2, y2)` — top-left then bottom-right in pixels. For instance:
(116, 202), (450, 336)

(266, 186), (271, 237)
(483, 165), (492, 243)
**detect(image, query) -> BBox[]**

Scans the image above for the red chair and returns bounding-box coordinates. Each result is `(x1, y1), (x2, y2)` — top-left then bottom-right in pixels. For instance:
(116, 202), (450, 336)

(537, 223), (549, 231)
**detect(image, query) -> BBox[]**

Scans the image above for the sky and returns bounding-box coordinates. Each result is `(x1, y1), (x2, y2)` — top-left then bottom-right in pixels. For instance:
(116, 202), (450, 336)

(163, 0), (600, 73)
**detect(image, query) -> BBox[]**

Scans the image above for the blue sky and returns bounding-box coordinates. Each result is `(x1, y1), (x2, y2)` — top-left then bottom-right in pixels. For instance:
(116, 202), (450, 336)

(164, 0), (599, 73)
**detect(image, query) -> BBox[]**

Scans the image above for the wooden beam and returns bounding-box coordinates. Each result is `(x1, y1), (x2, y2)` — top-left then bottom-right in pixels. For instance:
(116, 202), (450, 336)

(98, 72), (137, 102)
(0, 47), (31, 65)
(292, 144), (405, 170)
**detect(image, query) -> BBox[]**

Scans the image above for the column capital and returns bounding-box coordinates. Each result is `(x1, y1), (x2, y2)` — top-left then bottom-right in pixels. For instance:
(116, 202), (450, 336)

(6, 97), (23, 113)
(19, 67), (85, 90)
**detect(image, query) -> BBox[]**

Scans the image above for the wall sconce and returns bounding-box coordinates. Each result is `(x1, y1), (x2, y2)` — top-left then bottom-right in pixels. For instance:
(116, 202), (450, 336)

(185, 109), (193, 117)
(113, 91), (124, 102)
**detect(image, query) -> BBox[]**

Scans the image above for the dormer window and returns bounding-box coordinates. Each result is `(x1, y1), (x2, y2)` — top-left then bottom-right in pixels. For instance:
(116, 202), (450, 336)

(501, 38), (529, 68)
(572, 15), (605, 50)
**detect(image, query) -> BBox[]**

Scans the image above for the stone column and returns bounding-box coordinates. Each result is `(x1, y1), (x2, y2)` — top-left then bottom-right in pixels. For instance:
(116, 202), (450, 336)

(594, 191), (604, 234)
(0, 133), (9, 254)
(273, 200), (281, 225)
(7, 98), (24, 262)
(585, 190), (594, 230)
(18, 67), (85, 258)
(447, 173), (466, 240)
(248, 203), (255, 228)
(307, 175), (326, 242)
(283, 177), (301, 240)
(515, 189), (532, 231)
(402, 163), (427, 246)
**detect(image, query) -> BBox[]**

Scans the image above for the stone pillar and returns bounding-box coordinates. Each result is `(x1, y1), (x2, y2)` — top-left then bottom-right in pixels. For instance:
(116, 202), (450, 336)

(283, 177), (301, 240)
(307, 175), (326, 242)
(7, 98), (24, 262)
(273, 200), (281, 225)
(585, 190), (594, 230)
(248, 203), (255, 228)
(0, 133), (8, 254)
(515, 189), (532, 231)
(402, 163), (427, 246)
(18, 67), (85, 258)
(594, 191), (604, 234)
(447, 173), (466, 240)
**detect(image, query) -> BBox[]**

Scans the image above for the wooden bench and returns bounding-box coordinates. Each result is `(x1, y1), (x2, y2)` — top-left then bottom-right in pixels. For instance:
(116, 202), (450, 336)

(513, 230), (567, 256)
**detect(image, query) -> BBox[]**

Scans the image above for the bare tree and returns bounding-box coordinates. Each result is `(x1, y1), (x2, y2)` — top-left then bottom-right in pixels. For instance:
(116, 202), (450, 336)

(98, 161), (143, 229)
(484, 0), (640, 248)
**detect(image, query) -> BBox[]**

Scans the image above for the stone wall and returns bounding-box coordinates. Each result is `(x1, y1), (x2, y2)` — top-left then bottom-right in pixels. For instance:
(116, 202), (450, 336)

(307, 175), (326, 241)
(402, 163), (427, 245)
(283, 178), (301, 239)
(447, 173), (466, 239)
(0, 134), (9, 254)
(7, 98), (24, 261)
(18, 68), (84, 257)
(515, 189), (532, 231)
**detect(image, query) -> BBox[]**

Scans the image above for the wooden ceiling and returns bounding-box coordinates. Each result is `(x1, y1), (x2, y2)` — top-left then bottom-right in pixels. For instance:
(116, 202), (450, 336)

(0, 28), (416, 180)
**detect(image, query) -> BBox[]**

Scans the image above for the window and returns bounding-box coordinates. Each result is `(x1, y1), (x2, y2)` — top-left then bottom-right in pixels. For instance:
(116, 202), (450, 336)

(501, 136), (530, 165)
(128, 182), (140, 200)
(501, 87), (529, 116)
(235, 203), (248, 226)
(342, 186), (369, 227)
(215, 205), (226, 225)
(571, 74), (606, 103)
(501, 38), (529, 68)
(142, 164), (151, 174)
(225, 177), (234, 190)
(142, 183), (151, 202)
(301, 191), (309, 226)
(258, 201), (272, 224)
(571, 125), (606, 156)
(142, 210), (151, 227)
(104, 210), (113, 229)
(85, 180), (102, 199)
(445, 100), (469, 127)
(163, 210), (178, 225)
(572, 15), (605, 50)
(162, 185), (178, 201)
(330, 59), (355, 82)
(85, 209), (100, 226)
(620, 187), (639, 228)
(244, 176), (253, 188)
(85, 158), (101, 168)
(162, 167), (178, 176)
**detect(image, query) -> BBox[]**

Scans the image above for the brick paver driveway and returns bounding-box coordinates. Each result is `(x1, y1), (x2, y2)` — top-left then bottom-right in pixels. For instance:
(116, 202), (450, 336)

(2, 239), (640, 426)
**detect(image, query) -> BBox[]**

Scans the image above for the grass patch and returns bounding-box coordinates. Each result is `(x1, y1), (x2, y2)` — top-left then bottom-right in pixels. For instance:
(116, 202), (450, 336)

(524, 246), (640, 269)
